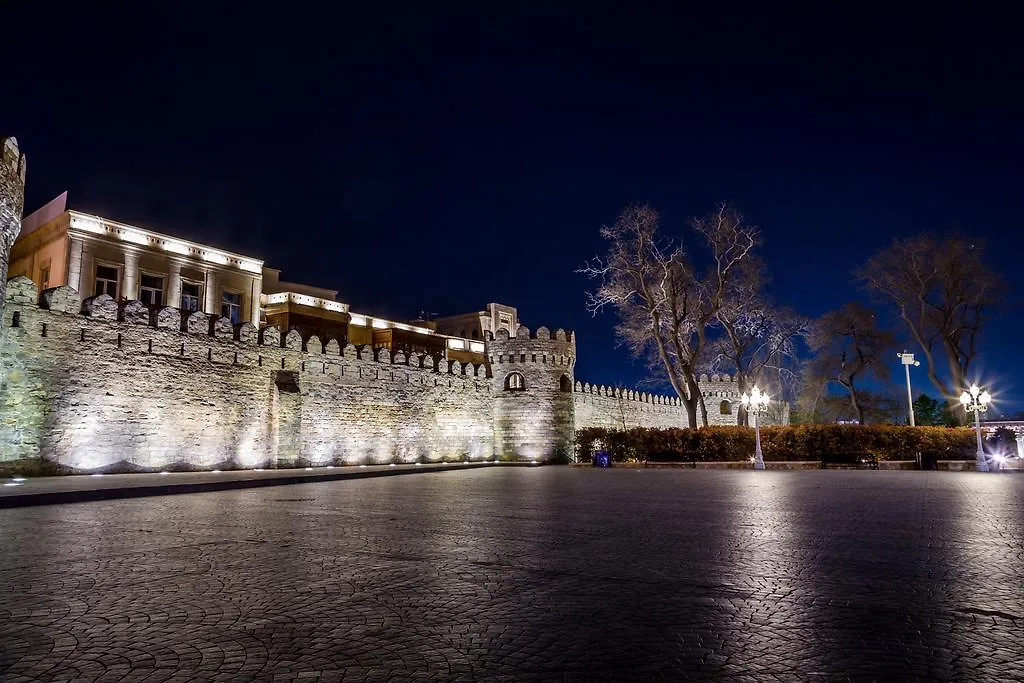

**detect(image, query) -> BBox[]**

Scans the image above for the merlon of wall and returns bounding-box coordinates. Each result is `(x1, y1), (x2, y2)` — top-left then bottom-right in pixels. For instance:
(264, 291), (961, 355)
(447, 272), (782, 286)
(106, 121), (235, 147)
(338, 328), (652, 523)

(573, 380), (680, 406)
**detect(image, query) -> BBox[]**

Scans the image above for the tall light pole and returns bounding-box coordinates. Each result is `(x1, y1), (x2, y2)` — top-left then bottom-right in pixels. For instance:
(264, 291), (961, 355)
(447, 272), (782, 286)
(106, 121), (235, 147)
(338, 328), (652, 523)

(897, 351), (920, 426)
(960, 384), (992, 472)
(741, 385), (770, 471)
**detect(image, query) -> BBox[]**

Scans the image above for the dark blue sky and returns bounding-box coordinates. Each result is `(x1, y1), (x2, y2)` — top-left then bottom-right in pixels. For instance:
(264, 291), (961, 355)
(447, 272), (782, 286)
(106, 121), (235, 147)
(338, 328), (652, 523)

(4, 5), (1023, 410)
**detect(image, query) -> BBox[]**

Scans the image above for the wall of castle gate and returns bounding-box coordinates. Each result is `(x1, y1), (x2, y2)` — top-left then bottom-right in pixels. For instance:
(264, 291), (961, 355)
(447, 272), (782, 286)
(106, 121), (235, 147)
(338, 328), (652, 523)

(0, 278), (494, 471)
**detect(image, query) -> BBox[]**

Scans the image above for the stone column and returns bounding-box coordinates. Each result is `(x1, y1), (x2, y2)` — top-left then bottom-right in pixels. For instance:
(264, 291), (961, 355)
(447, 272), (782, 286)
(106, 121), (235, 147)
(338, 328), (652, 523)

(0, 137), (27, 324)
(80, 247), (95, 298)
(67, 235), (85, 293)
(167, 261), (182, 310)
(1016, 433), (1023, 458)
(250, 274), (263, 325)
(204, 270), (218, 316)
(122, 251), (139, 301)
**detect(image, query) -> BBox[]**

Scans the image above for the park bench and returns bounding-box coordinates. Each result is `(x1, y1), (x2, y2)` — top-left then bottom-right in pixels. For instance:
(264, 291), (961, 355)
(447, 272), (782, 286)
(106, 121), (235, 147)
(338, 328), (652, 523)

(644, 451), (706, 468)
(819, 453), (879, 470)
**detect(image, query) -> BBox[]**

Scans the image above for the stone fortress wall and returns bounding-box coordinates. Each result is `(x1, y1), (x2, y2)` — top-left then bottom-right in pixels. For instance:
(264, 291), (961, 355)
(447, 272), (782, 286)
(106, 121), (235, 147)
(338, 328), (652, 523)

(572, 374), (744, 431)
(0, 279), (494, 470)
(0, 136), (769, 472)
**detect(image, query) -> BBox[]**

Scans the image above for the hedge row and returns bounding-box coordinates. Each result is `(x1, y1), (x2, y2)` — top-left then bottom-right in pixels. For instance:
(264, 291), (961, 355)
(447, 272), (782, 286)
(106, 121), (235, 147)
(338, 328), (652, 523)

(575, 425), (978, 463)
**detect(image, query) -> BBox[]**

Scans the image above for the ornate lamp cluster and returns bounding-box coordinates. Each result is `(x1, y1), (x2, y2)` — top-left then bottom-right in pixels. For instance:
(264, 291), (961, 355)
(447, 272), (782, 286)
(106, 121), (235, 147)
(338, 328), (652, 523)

(960, 383), (992, 472)
(741, 385), (770, 470)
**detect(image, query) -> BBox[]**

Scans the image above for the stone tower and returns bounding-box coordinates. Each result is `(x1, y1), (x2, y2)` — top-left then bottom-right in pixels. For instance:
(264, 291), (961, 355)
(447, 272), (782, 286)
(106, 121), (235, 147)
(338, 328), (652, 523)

(1, 137), (27, 324)
(488, 325), (576, 461)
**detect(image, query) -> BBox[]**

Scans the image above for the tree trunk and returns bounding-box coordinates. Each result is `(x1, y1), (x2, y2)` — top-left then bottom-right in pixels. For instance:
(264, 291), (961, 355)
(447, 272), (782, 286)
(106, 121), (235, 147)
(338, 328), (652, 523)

(682, 395), (698, 429)
(683, 371), (706, 428)
(849, 387), (865, 425)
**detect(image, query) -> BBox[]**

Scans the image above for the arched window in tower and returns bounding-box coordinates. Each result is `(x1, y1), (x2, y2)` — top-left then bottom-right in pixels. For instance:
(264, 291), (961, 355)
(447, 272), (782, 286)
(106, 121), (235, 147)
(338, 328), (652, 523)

(559, 374), (572, 392)
(504, 371), (526, 391)
(719, 400), (732, 415)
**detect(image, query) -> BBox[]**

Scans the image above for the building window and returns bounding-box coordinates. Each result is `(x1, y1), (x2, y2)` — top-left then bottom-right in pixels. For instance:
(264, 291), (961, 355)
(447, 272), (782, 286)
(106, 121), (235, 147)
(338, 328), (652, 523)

(471, 329), (479, 339)
(221, 290), (242, 324)
(504, 371), (526, 391)
(94, 264), (119, 298)
(140, 274), (164, 307)
(39, 260), (51, 290)
(181, 281), (202, 312)
(560, 374), (572, 392)
(720, 400), (732, 415)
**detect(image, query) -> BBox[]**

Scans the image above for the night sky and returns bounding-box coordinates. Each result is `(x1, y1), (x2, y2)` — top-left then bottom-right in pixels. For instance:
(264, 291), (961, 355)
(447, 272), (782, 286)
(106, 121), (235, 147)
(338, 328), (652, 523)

(4, 5), (1023, 411)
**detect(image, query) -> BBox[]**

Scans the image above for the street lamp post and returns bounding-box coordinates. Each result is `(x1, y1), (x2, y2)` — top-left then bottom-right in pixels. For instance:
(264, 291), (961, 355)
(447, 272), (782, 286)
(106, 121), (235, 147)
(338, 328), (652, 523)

(959, 384), (992, 472)
(741, 385), (770, 471)
(897, 351), (920, 426)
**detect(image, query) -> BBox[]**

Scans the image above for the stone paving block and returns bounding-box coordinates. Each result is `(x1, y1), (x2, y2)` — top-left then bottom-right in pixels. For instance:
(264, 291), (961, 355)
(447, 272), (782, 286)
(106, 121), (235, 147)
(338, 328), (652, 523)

(0, 469), (1021, 680)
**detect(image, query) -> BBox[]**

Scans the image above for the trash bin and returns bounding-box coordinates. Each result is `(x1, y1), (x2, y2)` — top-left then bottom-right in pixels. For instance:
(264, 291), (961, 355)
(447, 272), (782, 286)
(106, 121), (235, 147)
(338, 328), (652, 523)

(593, 450), (611, 468)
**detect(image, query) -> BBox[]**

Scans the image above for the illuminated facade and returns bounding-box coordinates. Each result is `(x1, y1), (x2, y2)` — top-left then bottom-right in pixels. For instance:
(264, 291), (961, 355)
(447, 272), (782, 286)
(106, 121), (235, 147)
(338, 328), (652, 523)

(434, 303), (519, 341)
(261, 268), (349, 341)
(11, 195), (264, 325)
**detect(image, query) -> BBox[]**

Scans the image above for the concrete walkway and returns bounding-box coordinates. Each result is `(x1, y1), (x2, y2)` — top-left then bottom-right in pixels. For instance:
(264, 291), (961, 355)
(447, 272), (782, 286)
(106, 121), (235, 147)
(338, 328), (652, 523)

(0, 461), (519, 508)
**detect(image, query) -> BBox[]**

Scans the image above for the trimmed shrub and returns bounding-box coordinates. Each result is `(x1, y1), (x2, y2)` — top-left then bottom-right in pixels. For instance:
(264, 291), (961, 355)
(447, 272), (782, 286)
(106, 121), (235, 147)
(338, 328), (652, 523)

(575, 425), (976, 463)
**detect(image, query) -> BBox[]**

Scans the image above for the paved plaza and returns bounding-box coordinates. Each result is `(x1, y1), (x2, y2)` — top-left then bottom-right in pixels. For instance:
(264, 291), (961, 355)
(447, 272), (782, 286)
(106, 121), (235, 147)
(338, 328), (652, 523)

(0, 468), (1021, 681)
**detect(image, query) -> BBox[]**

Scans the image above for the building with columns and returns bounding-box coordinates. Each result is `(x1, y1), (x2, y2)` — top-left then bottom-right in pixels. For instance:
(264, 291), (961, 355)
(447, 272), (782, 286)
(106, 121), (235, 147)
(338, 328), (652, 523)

(9, 194), (264, 325)
(8, 194), (490, 364)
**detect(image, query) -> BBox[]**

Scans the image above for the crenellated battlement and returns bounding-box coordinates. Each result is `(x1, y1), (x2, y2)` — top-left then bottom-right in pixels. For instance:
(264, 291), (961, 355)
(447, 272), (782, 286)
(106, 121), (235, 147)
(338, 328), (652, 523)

(572, 380), (682, 406)
(698, 373), (737, 384)
(5, 277), (491, 382)
(491, 325), (576, 343)
(487, 324), (575, 368)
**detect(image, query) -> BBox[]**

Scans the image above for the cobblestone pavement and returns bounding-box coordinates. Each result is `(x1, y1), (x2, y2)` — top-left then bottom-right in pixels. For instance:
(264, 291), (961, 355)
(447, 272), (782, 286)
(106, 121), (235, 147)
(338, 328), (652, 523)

(0, 469), (1021, 681)
(0, 463), (501, 508)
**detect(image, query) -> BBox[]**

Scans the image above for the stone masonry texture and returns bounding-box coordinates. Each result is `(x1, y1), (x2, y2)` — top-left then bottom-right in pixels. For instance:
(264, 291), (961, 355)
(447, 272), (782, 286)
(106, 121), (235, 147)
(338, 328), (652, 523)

(572, 373), (746, 431)
(489, 325), (576, 461)
(0, 137), (27, 323)
(0, 279), (494, 470)
(0, 468), (1022, 680)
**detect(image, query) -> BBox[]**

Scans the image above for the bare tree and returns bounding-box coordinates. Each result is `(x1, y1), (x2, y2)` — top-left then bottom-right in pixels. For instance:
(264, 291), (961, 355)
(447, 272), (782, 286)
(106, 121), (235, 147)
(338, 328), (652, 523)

(710, 260), (808, 424)
(796, 388), (903, 425)
(580, 203), (758, 428)
(802, 302), (896, 425)
(855, 233), (1004, 406)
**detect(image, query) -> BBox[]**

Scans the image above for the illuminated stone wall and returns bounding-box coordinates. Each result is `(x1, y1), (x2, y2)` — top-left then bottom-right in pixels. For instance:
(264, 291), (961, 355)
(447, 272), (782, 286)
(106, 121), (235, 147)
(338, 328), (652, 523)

(697, 374), (745, 427)
(572, 384), (687, 430)
(574, 374), (777, 429)
(0, 278), (493, 471)
(488, 326), (576, 461)
(1, 137), (27, 322)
